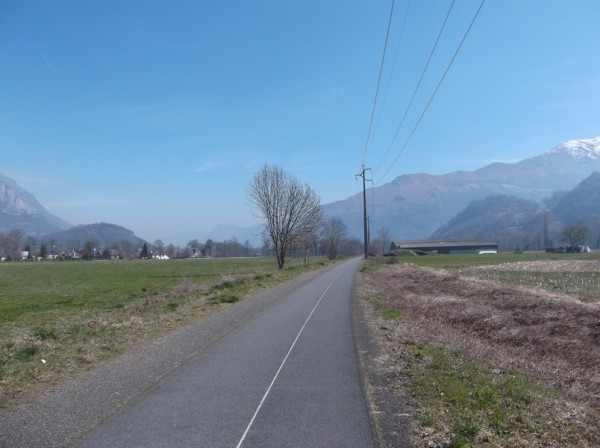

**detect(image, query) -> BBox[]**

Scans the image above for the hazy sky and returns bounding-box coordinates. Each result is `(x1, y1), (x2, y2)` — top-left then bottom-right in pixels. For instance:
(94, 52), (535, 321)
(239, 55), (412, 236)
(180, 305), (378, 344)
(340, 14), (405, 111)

(2, 1), (599, 244)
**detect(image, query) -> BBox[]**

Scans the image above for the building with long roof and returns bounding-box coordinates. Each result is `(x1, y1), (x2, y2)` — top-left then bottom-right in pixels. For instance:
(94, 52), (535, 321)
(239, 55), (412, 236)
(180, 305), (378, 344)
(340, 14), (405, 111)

(390, 240), (498, 255)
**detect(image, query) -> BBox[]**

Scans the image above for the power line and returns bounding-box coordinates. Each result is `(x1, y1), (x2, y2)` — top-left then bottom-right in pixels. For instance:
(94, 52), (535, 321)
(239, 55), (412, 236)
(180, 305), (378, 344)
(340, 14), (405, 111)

(361, 0), (395, 167)
(372, 0), (413, 140)
(374, 0), (456, 174)
(377, 0), (487, 184)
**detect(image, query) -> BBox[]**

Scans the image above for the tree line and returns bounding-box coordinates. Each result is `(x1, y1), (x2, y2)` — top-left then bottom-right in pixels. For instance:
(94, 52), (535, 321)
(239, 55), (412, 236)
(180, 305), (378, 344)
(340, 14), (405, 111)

(0, 229), (363, 262)
(1, 168), (364, 264)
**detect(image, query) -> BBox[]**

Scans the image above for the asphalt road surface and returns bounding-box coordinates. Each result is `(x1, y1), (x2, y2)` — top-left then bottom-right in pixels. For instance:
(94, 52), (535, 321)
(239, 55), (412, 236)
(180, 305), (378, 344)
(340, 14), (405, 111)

(1, 258), (374, 447)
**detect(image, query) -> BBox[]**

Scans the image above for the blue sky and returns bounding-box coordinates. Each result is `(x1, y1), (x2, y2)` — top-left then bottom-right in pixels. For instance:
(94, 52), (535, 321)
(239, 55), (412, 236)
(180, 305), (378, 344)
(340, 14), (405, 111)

(1, 1), (599, 244)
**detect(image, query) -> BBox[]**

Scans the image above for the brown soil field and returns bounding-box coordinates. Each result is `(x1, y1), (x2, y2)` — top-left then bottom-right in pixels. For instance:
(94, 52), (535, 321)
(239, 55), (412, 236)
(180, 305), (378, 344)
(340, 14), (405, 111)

(358, 259), (600, 447)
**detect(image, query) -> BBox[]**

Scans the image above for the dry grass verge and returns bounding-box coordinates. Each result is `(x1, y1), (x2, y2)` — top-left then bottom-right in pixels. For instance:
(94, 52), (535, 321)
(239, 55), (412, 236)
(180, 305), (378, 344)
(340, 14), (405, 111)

(358, 260), (600, 447)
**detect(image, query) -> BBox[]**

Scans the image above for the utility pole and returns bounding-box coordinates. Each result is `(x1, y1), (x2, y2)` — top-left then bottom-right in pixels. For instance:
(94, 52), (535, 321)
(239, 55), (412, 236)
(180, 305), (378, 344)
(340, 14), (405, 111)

(356, 165), (372, 259)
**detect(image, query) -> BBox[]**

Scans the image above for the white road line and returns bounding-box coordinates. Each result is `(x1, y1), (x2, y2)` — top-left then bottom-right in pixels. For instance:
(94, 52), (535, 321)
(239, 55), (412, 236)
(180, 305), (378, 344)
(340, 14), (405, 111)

(236, 267), (346, 448)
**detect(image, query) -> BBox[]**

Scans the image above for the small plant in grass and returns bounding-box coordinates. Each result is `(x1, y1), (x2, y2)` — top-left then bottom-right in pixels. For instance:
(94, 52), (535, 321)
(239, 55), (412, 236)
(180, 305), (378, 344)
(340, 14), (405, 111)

(382, 308), (403, 321)
(212, 280), (234, 291)
(217, 295), (239, 304)
(33, 326), (59, 340)
(420, 415), (436, 428)
(448, 435), (469, 448)
(14, 345), (39, 361)
(451, 419), (478, 446)
(165, 302), (179, 311)
(0, 353), (9, 377)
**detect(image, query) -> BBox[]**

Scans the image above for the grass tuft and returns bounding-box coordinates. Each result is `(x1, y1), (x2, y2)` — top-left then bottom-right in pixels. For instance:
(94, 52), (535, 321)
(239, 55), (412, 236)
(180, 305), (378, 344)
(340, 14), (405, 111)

(14, 345), (39, 362)
(382, 308), (403, 321)
(33, 326), (59, 340)
(217, 295), (239, 304)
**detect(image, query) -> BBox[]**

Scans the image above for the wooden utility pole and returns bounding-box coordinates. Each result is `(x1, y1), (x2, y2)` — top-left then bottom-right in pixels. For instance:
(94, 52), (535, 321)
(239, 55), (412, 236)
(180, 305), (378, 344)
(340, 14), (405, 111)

(356, 165), (371, 259)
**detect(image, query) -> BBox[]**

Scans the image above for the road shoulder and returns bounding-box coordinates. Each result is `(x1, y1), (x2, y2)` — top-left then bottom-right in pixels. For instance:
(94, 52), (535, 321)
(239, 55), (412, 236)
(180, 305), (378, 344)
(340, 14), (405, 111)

(352, 274), (414, 448)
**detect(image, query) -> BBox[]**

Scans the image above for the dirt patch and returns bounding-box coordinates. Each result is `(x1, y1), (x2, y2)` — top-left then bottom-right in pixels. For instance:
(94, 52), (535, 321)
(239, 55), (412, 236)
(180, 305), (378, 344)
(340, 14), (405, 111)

(358, 260), (600, 446)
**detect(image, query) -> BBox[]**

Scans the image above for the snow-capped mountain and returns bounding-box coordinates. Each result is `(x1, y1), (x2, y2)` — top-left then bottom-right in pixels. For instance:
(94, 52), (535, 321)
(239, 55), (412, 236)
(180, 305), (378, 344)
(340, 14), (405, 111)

(323, 137), (600, 240)
(549, 137), (600, 160)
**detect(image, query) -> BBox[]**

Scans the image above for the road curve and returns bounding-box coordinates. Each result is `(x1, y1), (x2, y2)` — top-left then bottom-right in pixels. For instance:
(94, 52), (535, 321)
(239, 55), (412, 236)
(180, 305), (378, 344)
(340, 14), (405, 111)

(0, 258), (374, 447)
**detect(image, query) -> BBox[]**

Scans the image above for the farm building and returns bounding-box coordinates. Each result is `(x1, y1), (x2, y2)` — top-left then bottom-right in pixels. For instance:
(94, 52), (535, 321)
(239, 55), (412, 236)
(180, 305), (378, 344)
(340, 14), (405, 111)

(390, 240), (499, 255)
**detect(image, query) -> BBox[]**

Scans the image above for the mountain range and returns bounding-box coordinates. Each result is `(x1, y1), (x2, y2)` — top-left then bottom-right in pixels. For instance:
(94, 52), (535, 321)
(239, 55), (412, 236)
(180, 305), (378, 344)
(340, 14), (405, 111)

(323, 137), (600, 241)
(1, 137), (600, 250)
(432, 171), (600, 250)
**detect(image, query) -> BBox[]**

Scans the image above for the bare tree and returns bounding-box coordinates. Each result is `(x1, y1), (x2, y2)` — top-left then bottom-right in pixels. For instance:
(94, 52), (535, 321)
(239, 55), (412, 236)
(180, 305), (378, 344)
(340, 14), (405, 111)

(377, 227), (391, 255)
(368, 238), (383, 257)
(165, 244), (178, 259)
(153, 239), (165, 257)
(204, 239), (214, 257)
(187, 239), (202, 258)
(4, 229), (24, 260)
(296, 228), (319, 263)
(341, 237), (363, 257)
(119, 240), (135, 259)
(243, 239), (253, 257)
(247, 165), (323, 269)
(561, 222), (589, 252)
(323, 217), (347, 260)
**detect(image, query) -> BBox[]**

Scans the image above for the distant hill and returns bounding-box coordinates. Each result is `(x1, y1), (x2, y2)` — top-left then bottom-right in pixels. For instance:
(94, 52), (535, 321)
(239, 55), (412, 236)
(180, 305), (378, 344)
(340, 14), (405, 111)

(544, 171), (600, 225)
(44, 223), (147, 252)
(323, 137), (600, 240)
(431, 171), (600, 251)
(0, 173), (70, 235)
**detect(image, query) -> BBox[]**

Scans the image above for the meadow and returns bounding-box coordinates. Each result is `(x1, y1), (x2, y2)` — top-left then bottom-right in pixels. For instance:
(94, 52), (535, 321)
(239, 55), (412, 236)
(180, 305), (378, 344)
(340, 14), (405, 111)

(0, 257), (325, 409)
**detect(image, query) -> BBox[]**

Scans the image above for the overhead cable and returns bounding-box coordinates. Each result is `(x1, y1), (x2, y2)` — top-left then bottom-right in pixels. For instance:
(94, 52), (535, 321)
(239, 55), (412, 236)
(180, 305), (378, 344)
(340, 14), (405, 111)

(360, 0), (395, 167)
(374, 0), (456, 174)
(377, 0), (487, 184)
(373, 0), (413, 138)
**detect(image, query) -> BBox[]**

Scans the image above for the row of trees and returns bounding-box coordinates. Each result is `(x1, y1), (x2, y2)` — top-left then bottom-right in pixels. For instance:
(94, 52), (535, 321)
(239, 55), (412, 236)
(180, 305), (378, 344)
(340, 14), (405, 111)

(143, 238), (264, 259)
(2, 165), (359, 265)
(0, 227), (362, 263)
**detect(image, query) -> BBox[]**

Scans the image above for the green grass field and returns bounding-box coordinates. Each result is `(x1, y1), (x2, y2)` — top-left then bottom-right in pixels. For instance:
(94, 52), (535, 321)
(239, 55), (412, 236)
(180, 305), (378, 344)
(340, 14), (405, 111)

(0, 258), (290, 336)
(0, 257), (326, 408)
